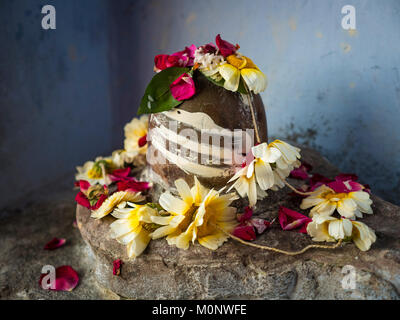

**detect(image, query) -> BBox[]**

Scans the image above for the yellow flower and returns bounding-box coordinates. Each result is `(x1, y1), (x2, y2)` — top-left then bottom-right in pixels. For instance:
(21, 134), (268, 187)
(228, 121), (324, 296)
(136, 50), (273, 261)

(123, 115), (149, 162)
(300, 185), (373, 219)
(227, 164), (267, 207)
(155, 178), (238, 250)
(109, 203), (159, 259)
(75, 156), (118, 185)
(218, 54), (267, 93)
(91, 191), (145, 219)
(307, 215), (376, 251)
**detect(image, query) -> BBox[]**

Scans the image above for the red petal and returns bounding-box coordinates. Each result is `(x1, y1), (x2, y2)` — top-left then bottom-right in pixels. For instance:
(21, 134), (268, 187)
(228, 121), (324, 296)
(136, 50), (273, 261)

(138, 134), (147, 147)
(117, 179), (151, 192)
(75, 191), (91, 209)
(232, 225), (256, 241)
(109, 167), (131, 182)
(250, 218), (270, 234)
(327, 180), (349, 193)
(335, 173), (358, 182)
(309, 173), (332, 191)
(79, 180), (90, 192)
(278, 206), (311, 233)
(113, 259), (123, 276)
(290, 161), (312, 180)
(170, 73), (196, 101)
(44, 238), (66, 250)
(215, 34), (237, 57)
(154, 54), (169, 71)
(238, 206), (253, 223)
(39, 266), (79, 291)
(91, 194), (108, 210)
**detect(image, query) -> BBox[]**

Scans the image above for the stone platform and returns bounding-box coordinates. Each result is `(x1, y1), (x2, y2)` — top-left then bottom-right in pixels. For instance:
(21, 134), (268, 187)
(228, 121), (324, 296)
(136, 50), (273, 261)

(76, 147), (400, 299)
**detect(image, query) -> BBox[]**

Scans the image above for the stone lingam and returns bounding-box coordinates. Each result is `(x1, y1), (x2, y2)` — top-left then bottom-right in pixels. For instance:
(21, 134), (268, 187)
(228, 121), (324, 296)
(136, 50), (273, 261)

(146, 72), (267, 191)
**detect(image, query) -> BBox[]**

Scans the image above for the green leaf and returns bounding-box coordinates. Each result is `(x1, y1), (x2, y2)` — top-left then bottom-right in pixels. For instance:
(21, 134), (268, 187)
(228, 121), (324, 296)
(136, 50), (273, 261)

(138, 67), (190, 115)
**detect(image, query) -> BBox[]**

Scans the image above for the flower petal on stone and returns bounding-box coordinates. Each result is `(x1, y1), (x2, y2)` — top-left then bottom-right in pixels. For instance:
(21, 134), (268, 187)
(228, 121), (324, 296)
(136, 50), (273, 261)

(279, 206), (311, 233)
(232, 225), (256, 241)
(75, 191), (91, 209)
(335, 173), (358, 182)
(44, 238), (66, 250)
(39, 266), (79, 291)
(250, 218), (270, 234)
(117, 179), (151, 193)
(113, 259), (122, 276)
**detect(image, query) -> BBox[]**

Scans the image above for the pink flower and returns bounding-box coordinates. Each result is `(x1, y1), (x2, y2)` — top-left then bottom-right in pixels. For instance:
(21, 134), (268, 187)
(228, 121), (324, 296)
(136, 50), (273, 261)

(215, 34), (238, 57)
(75, 191), (91, 209)
(44, 238), (66, 250)
(113, 259), (123, 276)
(170, 73), (196, 101)
(154, 44), (196, 72)
(117, 179), (151, 192)
(233, 207), (270, 240)
(39, 266), (79, 291)
(278, 206), (311, 234)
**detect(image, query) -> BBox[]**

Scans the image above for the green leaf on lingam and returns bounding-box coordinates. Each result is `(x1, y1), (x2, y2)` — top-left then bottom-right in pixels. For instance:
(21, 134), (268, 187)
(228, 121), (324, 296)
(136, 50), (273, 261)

(138, 67), (190, 115)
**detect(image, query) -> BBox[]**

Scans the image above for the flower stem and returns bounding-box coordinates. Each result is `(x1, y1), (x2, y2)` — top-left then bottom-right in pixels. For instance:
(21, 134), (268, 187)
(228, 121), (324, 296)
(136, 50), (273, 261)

(217, 225), (343, 255)
(283, 179), (314, 196)
(243, 83), (261, 144)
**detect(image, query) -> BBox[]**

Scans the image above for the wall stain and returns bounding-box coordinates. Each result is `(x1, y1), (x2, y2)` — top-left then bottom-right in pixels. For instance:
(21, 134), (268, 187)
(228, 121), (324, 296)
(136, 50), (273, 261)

(340, 43), (351, 53)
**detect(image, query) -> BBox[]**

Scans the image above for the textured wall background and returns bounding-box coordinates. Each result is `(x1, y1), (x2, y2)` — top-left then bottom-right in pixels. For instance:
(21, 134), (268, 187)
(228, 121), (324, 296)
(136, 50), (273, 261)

(1, 0), (399, 209)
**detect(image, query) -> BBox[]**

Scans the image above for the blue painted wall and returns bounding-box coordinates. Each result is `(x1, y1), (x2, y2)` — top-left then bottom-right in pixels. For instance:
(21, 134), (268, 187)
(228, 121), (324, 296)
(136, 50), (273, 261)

(1, 0), (399, 208)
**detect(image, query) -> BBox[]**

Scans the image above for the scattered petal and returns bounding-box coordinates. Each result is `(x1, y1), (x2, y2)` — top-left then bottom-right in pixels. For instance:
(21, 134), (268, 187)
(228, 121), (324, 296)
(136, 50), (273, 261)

(44, 238), (66, 250)
(250, 218), (270, 234)
(215, 34), (237, 57)
(170, 73), (196, 101)
(232, 225), (256, 241)
(113, 259), (123, 276)
(290, 161), (312, 180)
(39, 266), (79, 291)
(117, 179), (151, 192)
(279, 206), (311, 233)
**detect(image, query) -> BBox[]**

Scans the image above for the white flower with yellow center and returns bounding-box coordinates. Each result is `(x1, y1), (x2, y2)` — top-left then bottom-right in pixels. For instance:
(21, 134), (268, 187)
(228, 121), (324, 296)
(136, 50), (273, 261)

(268, 139), (301, 173)
(307, 215), (376, 251)
(300, 185), (373, 219)
(218, 53), (267, 94)
(227, 164), (268, 207)
(109, 203), (159, 259)
(250, 143), (282, 190)
(123, 115), (149, 162)
(75, 156), (118, 185)
(91, 191), (145, 219)
(155, 178), (238, 250)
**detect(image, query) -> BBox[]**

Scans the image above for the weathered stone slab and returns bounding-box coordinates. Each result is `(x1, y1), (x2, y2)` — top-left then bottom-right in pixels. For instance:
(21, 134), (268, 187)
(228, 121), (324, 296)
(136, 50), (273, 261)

(76, 147), (400, 299)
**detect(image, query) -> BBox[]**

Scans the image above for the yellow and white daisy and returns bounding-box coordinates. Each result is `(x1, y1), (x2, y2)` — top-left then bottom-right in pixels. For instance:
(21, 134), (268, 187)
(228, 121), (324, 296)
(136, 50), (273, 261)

(227, 164), (268, 207)
(75, 156), (118, 185)
(300, 185), (373, 219)
(155, 178), (238, 250)
(307, 215), (376, 251)
(218, 54), (267, 94)
(109, 203), (159, 259)
(91, 191), (145, 219)
(123, 115), (149, 162)
(151, 177), (208, 242)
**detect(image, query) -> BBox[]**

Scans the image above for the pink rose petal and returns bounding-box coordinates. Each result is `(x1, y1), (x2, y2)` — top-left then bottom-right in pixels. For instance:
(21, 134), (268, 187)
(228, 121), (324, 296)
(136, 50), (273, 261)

(215, 34), (238, 57)
(250, 218), (270, 234)
(113, 259), (123, 276)
(75, 191), (91, 209)
(279, 206), (311, 234)
(117, 179), (151, 193)
(39, 266), (79, 291)
(233, 225), (256, 241)
(170, 73), (195, 101)
(91, 194), (108, 210)
(238, 206), (253, 223)
(44, 238), (66, 250)
(109, 167), (132, 182)
(290, 162), (313, 180)
(78, 180), (90, 192)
